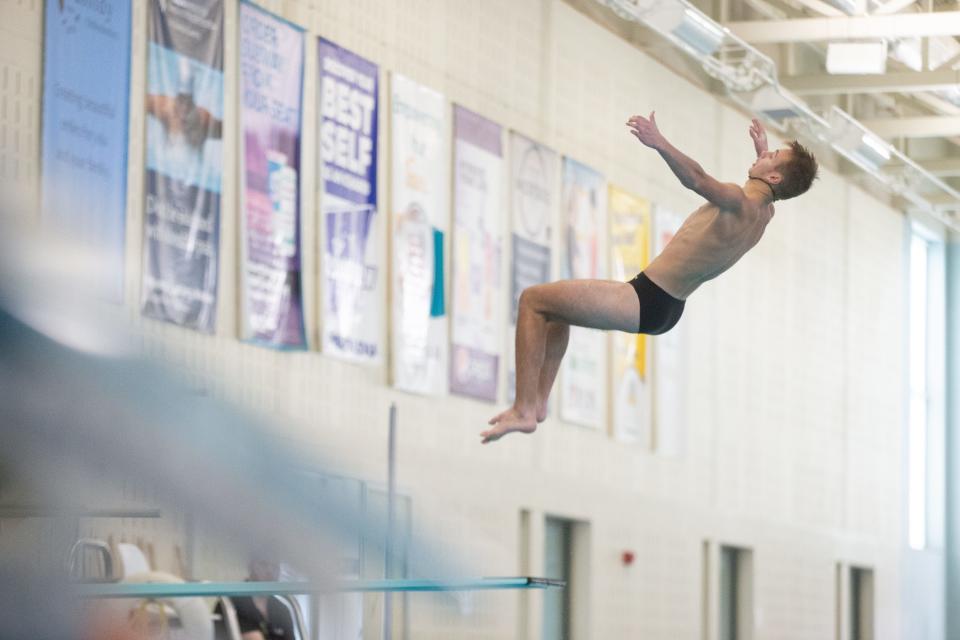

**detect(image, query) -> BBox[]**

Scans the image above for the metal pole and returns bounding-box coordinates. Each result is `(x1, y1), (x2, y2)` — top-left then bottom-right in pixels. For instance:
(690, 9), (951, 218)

(383, 403), (397, 640)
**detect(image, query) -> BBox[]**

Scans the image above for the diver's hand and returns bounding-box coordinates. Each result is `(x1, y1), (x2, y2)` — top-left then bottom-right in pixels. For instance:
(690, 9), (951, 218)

(750, 118), (768, 157)
(627, 112), (666, 150)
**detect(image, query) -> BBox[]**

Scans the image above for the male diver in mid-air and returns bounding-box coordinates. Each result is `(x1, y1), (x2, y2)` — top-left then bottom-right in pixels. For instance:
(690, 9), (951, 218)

(482, 113), (818, 444)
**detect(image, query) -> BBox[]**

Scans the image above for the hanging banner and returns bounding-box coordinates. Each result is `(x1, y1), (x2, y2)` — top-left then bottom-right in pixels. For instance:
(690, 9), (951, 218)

(506, 132), (556, 404)
(652, 207), (686, 456)
(141, 0), (223, 330)
(239, 2), (306, 348)
(559, 157), (607, 429)
(389, 73), (449, 395)
(318, 38), (381, 364)
(449, 106), (503, 401)
(41, 0), (131, 302)
(609, 185), (652, 445)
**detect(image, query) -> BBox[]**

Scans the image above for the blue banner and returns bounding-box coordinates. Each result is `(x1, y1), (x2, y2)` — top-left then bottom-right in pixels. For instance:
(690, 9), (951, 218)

(141, 0), (223, 333)
(41, 0), (132, 302)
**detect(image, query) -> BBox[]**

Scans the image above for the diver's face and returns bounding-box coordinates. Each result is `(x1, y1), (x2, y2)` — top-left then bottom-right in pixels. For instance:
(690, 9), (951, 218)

(749, 148), (790, 182)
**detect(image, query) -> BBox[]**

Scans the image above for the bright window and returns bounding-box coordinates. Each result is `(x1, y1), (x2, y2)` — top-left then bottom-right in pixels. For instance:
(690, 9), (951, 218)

(907, 224), (946, 551)
(908, 233), (928, 550)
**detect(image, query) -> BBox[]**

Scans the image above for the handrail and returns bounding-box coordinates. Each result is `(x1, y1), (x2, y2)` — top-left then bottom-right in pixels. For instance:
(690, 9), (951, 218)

(216, 596), (243, 640)
(213, 595), (308, 640)
(274, 594), (309, 640)
(0, 505), (162, 518)
(67, 538), (114, 581)
(72, 577), (565, 598)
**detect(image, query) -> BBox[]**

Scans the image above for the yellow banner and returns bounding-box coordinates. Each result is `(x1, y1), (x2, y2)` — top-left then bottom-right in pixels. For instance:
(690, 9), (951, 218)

(609, 185), (651, 445)
(609, 185), (650, 376)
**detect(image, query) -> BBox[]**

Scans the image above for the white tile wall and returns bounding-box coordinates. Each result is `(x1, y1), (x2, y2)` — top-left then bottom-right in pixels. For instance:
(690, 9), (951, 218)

(1, 0), (911, 637)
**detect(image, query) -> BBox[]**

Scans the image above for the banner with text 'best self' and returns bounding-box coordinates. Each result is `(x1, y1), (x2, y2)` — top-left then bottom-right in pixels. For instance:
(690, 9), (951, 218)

(319, 38), (382, 364)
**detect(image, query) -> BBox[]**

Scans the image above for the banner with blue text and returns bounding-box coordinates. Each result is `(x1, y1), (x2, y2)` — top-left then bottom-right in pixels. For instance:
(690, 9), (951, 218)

(42, 0), (132, 302)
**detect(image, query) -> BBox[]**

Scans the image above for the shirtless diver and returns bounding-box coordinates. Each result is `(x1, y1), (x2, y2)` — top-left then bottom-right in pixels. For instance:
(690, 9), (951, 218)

(482, 113), (818, 444)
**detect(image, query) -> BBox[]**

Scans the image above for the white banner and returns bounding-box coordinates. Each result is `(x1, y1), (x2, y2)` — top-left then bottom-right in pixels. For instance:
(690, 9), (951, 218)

(652, 207), (686, 456)
(450, 106), (503, 401)
(389, 73), (449, 395)
(559, 157), (607, 429)
(506, 132), (557, 405)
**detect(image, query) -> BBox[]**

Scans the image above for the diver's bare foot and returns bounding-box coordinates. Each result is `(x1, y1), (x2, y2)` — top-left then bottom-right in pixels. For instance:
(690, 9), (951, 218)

(494, 401), (548, 424)
(481, 407), (538, 444)
(536, 399), (549, 423)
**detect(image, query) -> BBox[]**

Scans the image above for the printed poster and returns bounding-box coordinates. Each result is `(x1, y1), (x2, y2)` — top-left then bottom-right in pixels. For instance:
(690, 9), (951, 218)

(318, 38), (381, 364)
(239, 2), (306, 348)
(141, 0), (223, 330)
(559, 158), (607, 429)
(652, 207), (686, 456)
(506, 132), (556, 405)
(41, 0), (131, 302)
(450, 106), (503, 401)
(390, 73), (449, 395)
(609, 185), (652, 445)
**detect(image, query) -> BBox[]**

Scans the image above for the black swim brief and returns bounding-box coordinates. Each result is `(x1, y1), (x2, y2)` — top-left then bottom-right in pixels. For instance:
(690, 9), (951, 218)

(627, 272), (685, 335)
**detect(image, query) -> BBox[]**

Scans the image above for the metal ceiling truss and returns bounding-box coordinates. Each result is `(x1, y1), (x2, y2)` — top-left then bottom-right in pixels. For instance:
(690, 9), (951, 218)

(726, 11), (960, 43)
(595, 0), (960, 230)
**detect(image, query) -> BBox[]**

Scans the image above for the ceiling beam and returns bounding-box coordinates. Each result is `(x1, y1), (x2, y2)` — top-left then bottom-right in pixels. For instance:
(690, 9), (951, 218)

(872, 0), (919, 14)
(781, 69), (960, 95)
(885, 156), (960, 176)
(859, 116), (960, 138)
(725, 11), (960, 43)
(788, 0), (847, 17)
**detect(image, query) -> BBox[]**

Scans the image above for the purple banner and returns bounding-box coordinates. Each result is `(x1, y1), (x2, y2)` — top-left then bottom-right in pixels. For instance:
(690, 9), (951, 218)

(452, 105), (502, 156)
(318, 38), (381, 363)
(239, 2), (305, 348)
(449, 105), (503, 401)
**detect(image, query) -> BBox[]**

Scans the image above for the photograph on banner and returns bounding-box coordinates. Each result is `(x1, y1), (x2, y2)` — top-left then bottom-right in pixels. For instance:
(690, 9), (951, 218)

(318, 38), (381, 364)
(389, 73), (449, 395)
(609, 185), (652, 445)
(141, 0), (223, 331)
(652, 206), (686, 456)
(41, 0), (132, 303)
(505, 132), (557, 405)
(239, 2), (306, 349)
(449, 106), (503, 402)
(558, 157), (607, 429)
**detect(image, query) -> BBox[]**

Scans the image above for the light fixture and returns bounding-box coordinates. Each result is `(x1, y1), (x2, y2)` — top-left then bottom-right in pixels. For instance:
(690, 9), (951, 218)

(826, 41), (887, 75)
(928, 35), (960, 70)
(890, 38), (923, 71)
(823, 0), (862, 15)
(749, 85), (806, 122)
(860, 132), (892, 161)
(672, 8), (727, 55)
(642, 2), (686, 36)
(828, 108), (893, 171)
